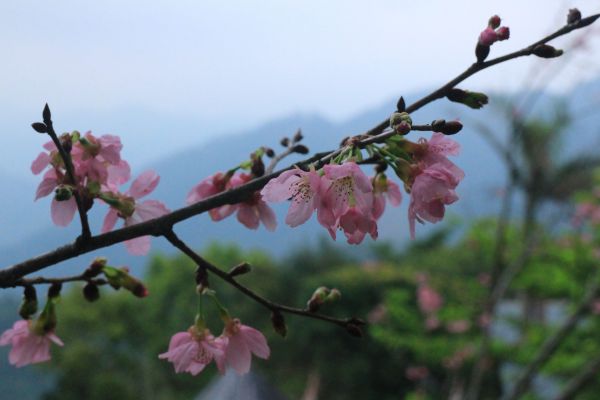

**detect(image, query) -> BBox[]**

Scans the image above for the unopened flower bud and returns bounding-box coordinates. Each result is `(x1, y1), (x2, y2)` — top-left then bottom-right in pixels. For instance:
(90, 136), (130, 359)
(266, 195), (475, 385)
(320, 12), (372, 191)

(479, 27), (498, 47)
(488, 15), (501, 29)
(271, 311), (287, 337)
(280, 137), (290, 147)
(446, 89), (488, 109)
(263, 147), (275, 158)
(496, 26), (510, 41)
(345, 323), (364, 338)
(396, 96), (406, 112)
(307, 286), (330, 312)
(292, 144), (310, 154)
(375, 162), (387, 174)
(390, 112), (412, 135)
(293, 129), (304, 143)
(440, 120), (463, 135)
(567, 8), (582, 24)
(31, 122), (48, 134)
(431, 119), (446, 132)
(251, 156), (265, 177)
(19, 285), (38, 319)
(83, 282), (100, 302)
(54, 185), (73, 201)
(532, 44), (564, 58)
(48, 283), (62, 299)
(84, 257), (107, 278)
(327, 288), (342, 302)
(102, 266), (148, 298)
(229, 262), (252, 277)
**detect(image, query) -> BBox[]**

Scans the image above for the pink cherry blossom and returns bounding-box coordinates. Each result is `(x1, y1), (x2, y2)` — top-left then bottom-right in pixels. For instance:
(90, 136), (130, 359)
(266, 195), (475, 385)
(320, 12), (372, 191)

(261, 167), (324, 227)
(187, 172), (238, 221)
(159, 328), (226, 375)
(230, 174), (276, 231)
(221, 318), (270, 375)
(0, 320), (63, 368)
(338, 206), (378, 244)
(408, 162), (463, 239)
(102, 171), (170, 255)
(322, 162), (373, 218)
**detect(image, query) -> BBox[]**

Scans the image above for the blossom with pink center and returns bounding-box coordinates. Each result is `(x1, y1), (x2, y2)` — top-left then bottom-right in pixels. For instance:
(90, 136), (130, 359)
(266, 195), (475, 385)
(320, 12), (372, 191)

(102, 170), (170, 255)
(261, 167), (324, 227)
(230, 174), (276, 231)
(322, 162), (373, 218)
(159, 327), (226, 375)
(221, 318), (270, 375)
(0, 320), (63, 368)
(187, 172), (238, 221)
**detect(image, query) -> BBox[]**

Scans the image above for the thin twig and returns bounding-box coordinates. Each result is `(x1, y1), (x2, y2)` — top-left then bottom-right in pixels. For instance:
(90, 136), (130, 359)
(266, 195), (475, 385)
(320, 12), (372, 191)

(43, 104), (92, 241)
(12, 274), (107, 287)
(163, 229), (363, 329)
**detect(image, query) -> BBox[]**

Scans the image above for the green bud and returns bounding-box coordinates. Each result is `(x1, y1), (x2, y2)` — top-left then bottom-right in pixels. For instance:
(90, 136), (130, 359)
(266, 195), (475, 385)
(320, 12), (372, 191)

(54, 185), (73, 201)
(271, 311), (287, 338)
(19, 285), (38, 319)
(446, 89), (488, 109)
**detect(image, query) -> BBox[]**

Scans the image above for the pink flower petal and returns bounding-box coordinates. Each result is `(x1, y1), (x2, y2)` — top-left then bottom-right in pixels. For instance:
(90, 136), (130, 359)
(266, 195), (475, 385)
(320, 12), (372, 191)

(125, 236), (151, 256)
(128, 170), (160, 199)
(101, 208), (119, 233)
(237, 205), (259, 229)
(31, 153), (50, 175)
(257, 202), (277, 231)
(225, 334), (252, 375)
(51, 198), (78, 227)
(239, 326), (270, 359)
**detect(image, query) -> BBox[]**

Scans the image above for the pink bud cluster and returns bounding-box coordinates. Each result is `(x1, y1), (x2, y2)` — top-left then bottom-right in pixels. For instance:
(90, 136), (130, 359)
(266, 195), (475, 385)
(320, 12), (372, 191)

(159, 318), (269, 376)
(479, 15), (510, 46)
(31, 131), (169, 255)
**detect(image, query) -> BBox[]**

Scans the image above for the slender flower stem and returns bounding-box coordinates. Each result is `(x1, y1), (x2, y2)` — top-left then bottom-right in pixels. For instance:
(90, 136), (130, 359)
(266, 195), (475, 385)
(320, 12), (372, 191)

(163, 229), (363, 330)
(0, 13), (598, 287)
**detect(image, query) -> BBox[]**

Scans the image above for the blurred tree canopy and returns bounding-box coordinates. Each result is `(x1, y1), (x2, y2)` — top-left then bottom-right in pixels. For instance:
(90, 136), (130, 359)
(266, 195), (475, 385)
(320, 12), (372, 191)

(36, 213), (600, 399)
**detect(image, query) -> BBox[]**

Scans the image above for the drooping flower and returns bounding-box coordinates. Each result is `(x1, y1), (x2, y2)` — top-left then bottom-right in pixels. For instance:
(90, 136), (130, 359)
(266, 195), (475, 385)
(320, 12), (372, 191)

(261, 167), (324, 227)
(408, 162), (463, 239)
(229, 174), (276, 231)
(159, 327), (226, 375)
(371, 175), (402, 220)
(0, 320), (63, 368)
(101, 170), (170, 255)
(407, 133), (464, 239)
(220, 318), (270, 375)
(187, 172), (238, 221)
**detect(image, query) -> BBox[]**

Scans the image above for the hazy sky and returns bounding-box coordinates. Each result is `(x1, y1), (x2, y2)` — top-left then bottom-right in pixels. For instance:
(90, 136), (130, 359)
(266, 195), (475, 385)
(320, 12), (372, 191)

(1, 0), (599, 174)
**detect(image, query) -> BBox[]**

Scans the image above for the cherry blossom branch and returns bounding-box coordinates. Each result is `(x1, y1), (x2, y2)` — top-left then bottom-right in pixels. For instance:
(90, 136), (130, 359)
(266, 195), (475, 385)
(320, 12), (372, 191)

(363, 13), (600, 137)
(503, 276), (600, 400)
(1, 12), (598, 287)
(163, 229), (365, 333)
(39, 104), (92, 241)
(11, 274), (108, 287)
